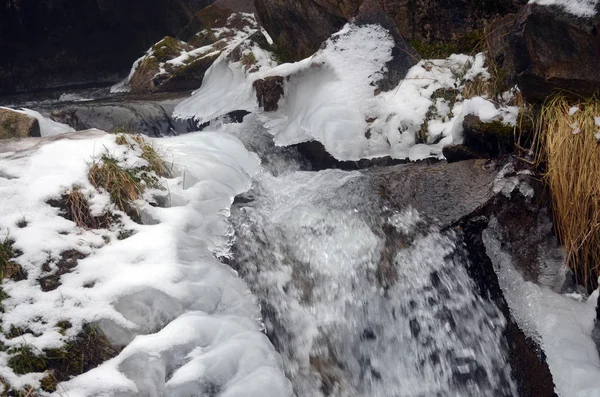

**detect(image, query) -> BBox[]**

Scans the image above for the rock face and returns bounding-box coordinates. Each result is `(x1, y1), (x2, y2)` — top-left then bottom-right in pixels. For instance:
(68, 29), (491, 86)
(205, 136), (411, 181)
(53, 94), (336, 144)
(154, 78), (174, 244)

(488, 3), (600, 102)
(0, 0), (221, 95)
(254, 0), (526, 62)
(0, 109), (41, 139)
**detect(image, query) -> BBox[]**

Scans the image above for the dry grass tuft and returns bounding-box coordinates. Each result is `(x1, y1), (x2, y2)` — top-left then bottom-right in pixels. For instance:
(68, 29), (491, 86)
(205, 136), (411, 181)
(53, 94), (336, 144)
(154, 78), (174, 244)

(89, 155), (145, 220)
(0, 237), (24, 281)
(534, 95), (600, 290)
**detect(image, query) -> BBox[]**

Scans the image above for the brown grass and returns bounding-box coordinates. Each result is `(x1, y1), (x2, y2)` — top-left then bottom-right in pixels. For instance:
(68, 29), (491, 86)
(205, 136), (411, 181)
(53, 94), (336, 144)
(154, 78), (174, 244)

(534, 95), (600, 290)
(89, 155), (145, 220)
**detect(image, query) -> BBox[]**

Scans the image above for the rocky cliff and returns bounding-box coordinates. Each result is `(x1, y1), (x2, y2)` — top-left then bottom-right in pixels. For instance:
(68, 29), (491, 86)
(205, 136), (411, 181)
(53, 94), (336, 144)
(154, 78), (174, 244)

(0, 0), (217, 95)
(254, 0), (527, 61)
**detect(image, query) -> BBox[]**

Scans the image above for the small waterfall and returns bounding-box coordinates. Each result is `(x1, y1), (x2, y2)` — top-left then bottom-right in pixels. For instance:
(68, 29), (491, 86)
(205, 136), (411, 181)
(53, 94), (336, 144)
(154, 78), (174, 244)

(230, 168), (517, 397)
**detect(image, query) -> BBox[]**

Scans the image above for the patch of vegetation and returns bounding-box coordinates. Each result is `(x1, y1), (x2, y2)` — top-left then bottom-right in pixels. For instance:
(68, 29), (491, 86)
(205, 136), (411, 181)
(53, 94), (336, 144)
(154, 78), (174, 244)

(7, 345), (47, 375)
(531, 95), (600, 291)
(151, 37), (184, 63)
(89, 136), (171, 222)
(0, 237), (25, 282)
(6, 324), (121, 393)
(409, 40), (458, 59)
(46, 187), (112, 230)
(42, 324), (121, 391)
(418, 88), (460, 144)
(0, 113), (19, 139)
(456, 30), (485, 54)
(272, 40), (296, 65)
(89, 155), (146, 222)
(240, 52), (257, 69)
(188, 29), (218, 48)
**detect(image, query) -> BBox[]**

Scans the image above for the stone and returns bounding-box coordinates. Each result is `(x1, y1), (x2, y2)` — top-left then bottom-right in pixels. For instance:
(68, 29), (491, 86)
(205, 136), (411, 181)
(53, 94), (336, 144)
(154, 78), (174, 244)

(253, 76), (285, 111)
(254, 0), (348, 62)
(253, 0), (525, 62)
(462, 115), (516, 158)
(488, 3), (600, 102)
(0, 109), (41, 139)
(442, 144), (483, 163)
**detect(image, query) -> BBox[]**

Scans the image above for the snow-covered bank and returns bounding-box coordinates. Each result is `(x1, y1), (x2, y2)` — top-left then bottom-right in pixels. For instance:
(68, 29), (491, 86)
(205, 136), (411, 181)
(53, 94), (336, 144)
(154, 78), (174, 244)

(174, 23), (518, 162)
(0, 130), (291, 396)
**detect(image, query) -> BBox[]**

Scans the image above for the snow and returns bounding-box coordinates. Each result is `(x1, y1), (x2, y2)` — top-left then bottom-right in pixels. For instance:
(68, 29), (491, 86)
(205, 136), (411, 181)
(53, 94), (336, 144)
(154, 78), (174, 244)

(174, 23), (517, 161)
(529, 0), (598, 17)
(0, 130), (291, 396)
(484, 219), (600, 397)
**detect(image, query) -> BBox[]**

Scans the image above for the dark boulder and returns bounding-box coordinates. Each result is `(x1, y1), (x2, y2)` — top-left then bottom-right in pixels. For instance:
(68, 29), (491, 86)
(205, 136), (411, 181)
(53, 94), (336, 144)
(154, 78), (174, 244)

(379, 0), (526, 47)
(462, 115), (516, 158)
(253, 76), (285, 111)
(442, 144), (484, 163)
(254, 0), (349, 61)
(253, 0), (525, 62)
(488, 3), (600, 102)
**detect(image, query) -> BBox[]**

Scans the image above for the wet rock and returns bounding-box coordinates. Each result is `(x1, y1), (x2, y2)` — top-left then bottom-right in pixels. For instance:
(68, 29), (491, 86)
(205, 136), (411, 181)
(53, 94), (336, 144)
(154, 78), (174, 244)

(442, 144), (483, 163)
(293, 140), (409, 171)
(0, 108), (40, 139)
(47, 99), (195, 137)
(369, 159), (497, 227)
(488, 3), (600, 102)
(462, 115), (516, 158)
(456, 159), (561, 397)
(253, 76), (284, 111)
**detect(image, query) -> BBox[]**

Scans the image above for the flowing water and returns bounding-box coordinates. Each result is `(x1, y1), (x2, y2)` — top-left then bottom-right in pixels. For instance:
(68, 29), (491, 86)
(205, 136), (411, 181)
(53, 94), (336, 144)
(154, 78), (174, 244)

(223, 116), (518, 397)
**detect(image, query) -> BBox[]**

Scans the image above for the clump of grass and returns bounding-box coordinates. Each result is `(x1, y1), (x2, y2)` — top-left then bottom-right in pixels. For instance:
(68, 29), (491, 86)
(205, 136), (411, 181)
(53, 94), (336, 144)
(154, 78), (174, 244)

(42, 324), (120, 391)
(116, 134), (173, 178)
(0, 237), (24, 281)
(6, 325), (120, 393)
(47, 187), (112, 230)
(240, 52), (257, 69)
(89, 155), (145, 220)
(140, 143), (173, 178)
(533, 95), (600, 291)
(89, 135), (172, 221)
(7, 345), (46, 375)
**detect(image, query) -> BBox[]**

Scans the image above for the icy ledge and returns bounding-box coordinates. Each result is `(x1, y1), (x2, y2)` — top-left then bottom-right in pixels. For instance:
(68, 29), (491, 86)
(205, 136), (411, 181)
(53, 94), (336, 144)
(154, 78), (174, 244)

(174, 23), (518, 162)
(0, 130), (292, 396)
